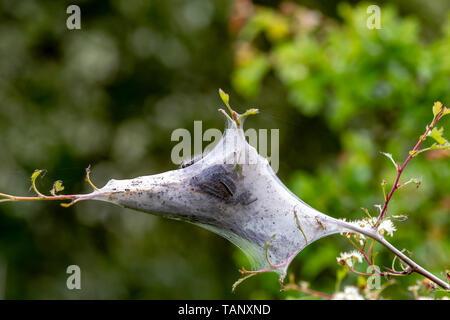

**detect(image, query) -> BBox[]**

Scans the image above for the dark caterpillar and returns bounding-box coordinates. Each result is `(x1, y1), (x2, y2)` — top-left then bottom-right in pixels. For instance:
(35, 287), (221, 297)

(180, 154), (204, 168)
(190, 164), (256, 205)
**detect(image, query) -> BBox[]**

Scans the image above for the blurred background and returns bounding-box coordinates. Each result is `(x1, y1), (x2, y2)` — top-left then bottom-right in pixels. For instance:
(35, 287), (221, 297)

(0, 0), (448, 299)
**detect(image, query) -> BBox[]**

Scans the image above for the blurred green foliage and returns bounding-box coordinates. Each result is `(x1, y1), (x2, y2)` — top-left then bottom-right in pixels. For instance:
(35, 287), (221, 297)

(0, 0), (448, 299)
(233, 2), (449, 299)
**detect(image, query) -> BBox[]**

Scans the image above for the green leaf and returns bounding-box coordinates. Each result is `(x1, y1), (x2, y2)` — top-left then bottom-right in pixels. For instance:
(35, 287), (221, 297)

(239, 108), (260, 122)
(219, 88), (234, 117)
(380, 152), (397, 168)
(429, 142), (450, 151)
(443, 107), (450, 116)
(30, 169), (46, 197)
(428, 127), (448, 145)
(219, 88), (230, 107)
(413, 142), (450, 157)
(31, 169), (44, 184)
(50, 180), (64, 196)
(433, 101), (443, 117)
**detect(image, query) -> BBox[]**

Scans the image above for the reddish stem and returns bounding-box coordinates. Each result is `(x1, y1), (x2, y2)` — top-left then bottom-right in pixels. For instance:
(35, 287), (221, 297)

(284, 283), (332, 299)
(240, 259), (290, 275)
(348, 266), (377, 277)
(376, 109), (445, 226)
(0, 192), (79, 201)
(383, 266), (411, 275)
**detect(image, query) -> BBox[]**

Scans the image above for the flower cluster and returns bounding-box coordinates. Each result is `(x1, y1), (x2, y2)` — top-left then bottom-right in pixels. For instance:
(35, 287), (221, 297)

(377, 219), (397, 236)
(332, 286), (364, 300)
(336, 250), (363, 268)
(340, 217), (397, 237)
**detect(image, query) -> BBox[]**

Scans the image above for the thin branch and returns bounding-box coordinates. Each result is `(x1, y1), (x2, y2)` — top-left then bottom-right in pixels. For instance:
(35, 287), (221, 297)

(0, 166), (102, 207)
(0, 191), (98, 207)
(336, 219), (450, 290)
(284, 283), (332, 299)
(376, 107), (446, 225)
(232, 273), (257, 292)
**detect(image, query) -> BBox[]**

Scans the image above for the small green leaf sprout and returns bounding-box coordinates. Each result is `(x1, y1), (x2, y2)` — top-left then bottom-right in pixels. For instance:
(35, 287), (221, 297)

(0, 166), (99, 207)
(218, 88), (259, 127)
(50, 180), (64, 196)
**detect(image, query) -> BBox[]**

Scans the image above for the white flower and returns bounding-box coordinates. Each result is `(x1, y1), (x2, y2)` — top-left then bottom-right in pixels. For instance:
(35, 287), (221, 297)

(342, 217), (376, 230)
(363, 288), (380, 300)
(332, 286), (364, 300)
(336, 250), (364, 268)
(340, 217), (397, 237)
(408, 284), (420, 293)
(378, 219), (396, 236)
